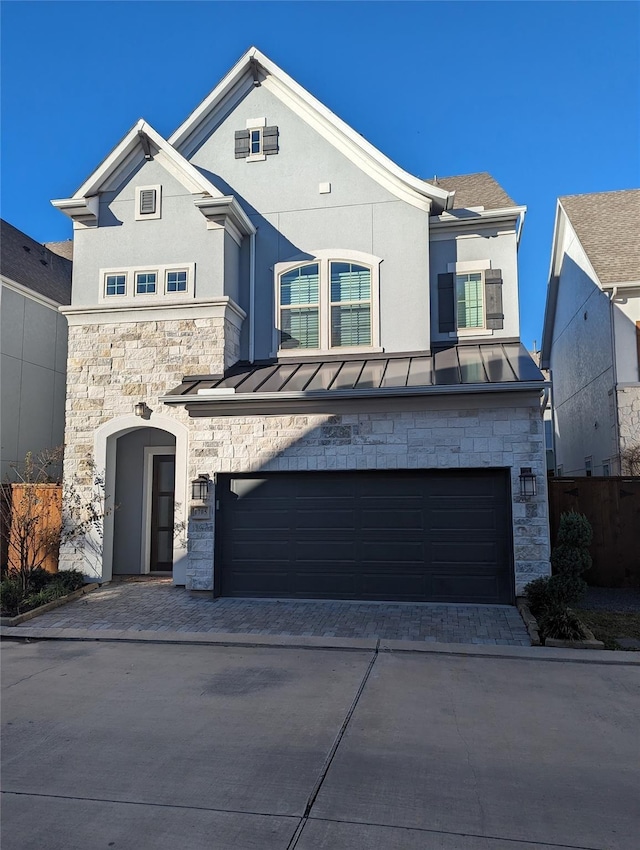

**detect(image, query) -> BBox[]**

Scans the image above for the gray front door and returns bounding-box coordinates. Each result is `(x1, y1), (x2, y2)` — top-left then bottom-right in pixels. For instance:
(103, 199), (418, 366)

(150, 455), (175, 572)
(217, 469), (514, 603)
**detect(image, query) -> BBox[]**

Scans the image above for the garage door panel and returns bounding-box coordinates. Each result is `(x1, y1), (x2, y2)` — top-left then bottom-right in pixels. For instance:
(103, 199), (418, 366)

(218, 470), (513, 603)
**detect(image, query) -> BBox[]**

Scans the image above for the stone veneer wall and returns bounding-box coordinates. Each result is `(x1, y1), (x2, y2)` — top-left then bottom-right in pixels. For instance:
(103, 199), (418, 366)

(188, 403), (551, 593)
(618, 386), (640, 470)
(60, 315), (238, 574)
(61, 316), (550, 594)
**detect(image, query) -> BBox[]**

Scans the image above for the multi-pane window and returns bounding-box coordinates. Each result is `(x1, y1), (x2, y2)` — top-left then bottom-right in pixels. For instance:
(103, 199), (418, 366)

(136, 272), (157, 294)
(280, 264), (320, 350)
(279, 260), (374, 351)
(330, 263), (371, 347)
(105, 274), (126, 296)
(455, 272), (484, 329)
(166, 270), (187, 293)
(250, 129), (262, 155)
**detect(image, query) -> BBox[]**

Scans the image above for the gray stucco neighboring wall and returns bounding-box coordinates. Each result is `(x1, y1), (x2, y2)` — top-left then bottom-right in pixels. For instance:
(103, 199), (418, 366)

(549, 246), (616, 475)
(1, 283), (68, 477)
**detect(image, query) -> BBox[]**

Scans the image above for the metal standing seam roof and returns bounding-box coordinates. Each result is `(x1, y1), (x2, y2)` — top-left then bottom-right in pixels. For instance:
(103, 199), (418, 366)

(163, 343), (546, 405)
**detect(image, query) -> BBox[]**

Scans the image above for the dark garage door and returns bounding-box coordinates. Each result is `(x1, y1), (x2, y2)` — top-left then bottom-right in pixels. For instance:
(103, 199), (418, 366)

(217, 470), (514, 604)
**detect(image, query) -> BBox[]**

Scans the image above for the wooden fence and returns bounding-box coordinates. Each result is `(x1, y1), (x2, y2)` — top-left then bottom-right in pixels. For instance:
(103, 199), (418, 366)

(7, 484), (62, 574)
(548, 477), (640, 587)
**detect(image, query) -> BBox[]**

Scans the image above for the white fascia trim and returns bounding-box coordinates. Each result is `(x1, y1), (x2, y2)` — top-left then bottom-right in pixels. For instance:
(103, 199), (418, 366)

(601, 280), (640, 290)
(429, 206), (527, 229)
(194, 196), (256, 237)
(52, 120), (224, 221)
(60, 297), (246, 328)
(169, 47), (454, 213)
(1, 275), (65, 310)
(161, 380), (550, 406)
(51, 195), (99, 223)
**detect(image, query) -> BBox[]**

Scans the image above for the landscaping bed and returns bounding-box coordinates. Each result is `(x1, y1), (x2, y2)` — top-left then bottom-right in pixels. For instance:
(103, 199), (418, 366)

(574, 610), (640, 651)
(1, 568), (89, 622)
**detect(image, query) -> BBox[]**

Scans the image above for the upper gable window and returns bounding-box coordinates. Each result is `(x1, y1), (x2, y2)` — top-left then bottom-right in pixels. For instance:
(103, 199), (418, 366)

(438, 264), (504, 335)
(135, 185), (162, 220)
(105, 273), (126, 297)
(235, 118), (279, 162)
(276, 251), (381, 355)
(100, 263), (194, 302)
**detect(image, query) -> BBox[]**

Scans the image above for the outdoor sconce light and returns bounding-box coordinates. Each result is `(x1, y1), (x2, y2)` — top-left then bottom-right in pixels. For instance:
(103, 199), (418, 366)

(134, 401), (149, 418)
(191, 474), (210, 502)
(519, 467), (537, 499)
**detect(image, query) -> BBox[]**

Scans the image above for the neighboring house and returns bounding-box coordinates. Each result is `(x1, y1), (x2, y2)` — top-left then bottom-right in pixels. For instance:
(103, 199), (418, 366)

(541, 190), (640, 477)
(0, 220), (72, 479)
(52, 46), (549, 601)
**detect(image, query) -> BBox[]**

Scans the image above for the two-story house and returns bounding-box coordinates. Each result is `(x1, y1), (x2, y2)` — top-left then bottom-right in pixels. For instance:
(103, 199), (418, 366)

(541, 190), (640, 476)
(52, 47), (549, 602)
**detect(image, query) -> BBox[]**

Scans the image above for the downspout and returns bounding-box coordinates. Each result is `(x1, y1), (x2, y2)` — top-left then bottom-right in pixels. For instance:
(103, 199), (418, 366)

(249, 230), (256, 363)
(607, 286), (622, 472)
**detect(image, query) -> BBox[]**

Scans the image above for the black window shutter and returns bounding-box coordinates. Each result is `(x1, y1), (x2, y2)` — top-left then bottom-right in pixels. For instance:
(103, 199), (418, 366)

(484, 269), (504, 329)
(437, 273), (455, 333)
(234, 130), (250, 159)
(139, 189), (156, 215)
(263, 125), (279, 155)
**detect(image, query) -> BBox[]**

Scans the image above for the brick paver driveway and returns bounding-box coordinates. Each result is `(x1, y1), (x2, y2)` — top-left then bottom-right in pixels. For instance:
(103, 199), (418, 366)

(15, 579), (530, 646)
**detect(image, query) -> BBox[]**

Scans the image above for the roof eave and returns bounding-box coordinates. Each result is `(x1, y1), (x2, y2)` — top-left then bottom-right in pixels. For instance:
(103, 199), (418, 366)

(161, 379), (548, 408)
(430, 206), (527, 229)
(169, 46), (454, 213)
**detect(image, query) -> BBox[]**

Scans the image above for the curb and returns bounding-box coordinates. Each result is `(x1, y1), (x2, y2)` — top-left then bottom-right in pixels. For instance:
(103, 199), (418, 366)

(2, 625), (638, 665)
(0, 583), (100, 627)
(516, 596), (541, 646)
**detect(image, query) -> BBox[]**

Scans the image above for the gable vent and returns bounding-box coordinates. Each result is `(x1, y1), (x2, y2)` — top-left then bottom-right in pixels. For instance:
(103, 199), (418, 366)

(139, 189), (157, 215)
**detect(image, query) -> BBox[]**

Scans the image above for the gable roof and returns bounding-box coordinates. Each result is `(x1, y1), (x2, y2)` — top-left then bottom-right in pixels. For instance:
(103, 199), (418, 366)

(0, 219), (72, 305)
(433, 173), (516, 210)
(559, 190), (640, 285)
(51, 119), (225, 223)
(44, 240), (74, 261)
(169, 46), (455, 214)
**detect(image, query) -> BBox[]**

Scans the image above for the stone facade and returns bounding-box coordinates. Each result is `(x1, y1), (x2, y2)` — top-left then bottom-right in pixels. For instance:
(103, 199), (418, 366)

(618, 386), (640, 471)
(61, 314), (550, 596)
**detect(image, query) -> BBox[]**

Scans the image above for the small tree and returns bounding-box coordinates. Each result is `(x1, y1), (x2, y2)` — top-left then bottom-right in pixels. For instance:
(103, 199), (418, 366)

(621, 443), (640, 476)
(549, 509), (593, 605)
(1, 448), (110, 593)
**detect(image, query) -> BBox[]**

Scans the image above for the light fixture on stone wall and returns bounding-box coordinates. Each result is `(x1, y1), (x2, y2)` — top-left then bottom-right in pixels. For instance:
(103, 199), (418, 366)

(519, 467), (537, 499)
(134, 401), (149, 418)
(191, 474), (210, 502)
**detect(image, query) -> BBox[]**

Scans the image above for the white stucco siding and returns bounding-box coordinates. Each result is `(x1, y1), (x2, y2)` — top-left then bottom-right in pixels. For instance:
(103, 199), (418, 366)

(613, 291), (640, 383)
(71, 158), (225, 307)
(549, 219), (616, 474)
(429, 228), (520, 343)
(187, 84), (433, 358)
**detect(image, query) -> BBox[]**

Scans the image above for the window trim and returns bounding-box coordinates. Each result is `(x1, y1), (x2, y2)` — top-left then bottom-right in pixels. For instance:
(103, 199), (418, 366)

(135, 185), (162, 221)
(273, 249), (382, 356)
(445, 260), (494, 338)
(99, 263), (195, 303)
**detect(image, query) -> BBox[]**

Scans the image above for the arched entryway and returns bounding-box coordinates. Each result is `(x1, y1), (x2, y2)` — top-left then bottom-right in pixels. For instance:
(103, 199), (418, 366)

(95, 414), (188, 585)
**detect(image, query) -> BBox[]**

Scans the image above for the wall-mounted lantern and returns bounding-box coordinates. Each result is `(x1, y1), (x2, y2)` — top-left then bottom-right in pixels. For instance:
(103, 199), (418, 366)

(134, 401), (149, 418)
(191, 473), (210, 502)
(519, 467), (537, 499)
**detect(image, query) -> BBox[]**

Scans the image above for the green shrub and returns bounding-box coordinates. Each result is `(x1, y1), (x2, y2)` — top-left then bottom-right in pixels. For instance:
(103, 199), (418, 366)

(23, 586), (61, 610)
(52, 569), (86, 593)
(547, 573), (587, 607)
(523, 576), (553, 616)
(538, 604), (587, 642)
(27, 566), (51, 593)
(1, 578), (22, 616)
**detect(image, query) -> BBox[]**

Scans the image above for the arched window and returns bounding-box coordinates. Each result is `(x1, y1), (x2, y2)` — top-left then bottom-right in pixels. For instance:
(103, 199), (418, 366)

(276, 252), (380, 353)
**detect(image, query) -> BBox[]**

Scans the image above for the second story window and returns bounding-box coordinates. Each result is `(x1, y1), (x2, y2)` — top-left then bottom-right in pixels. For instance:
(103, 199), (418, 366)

(455, 272), (484, 329)
(166, 270), (187, 293)
(136, 272), (157, 294)
(250, 128), (262, 155)
(105, 273), (126, 296)
(276, 253), (380, 354)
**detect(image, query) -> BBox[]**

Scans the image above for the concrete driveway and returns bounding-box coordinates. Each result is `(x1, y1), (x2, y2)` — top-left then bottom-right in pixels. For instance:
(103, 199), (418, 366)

(2, 638), (638, 850)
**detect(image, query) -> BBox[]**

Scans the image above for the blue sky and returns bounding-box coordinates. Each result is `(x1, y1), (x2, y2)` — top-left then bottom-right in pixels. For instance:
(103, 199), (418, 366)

(2, 1), (638, 349)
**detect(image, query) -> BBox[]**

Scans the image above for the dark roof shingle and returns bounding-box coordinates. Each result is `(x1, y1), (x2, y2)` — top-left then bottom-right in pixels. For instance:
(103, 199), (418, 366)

(0, 220), (72, 304)
(559, 190), (640, 286)
(432, 172), (516, 210)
